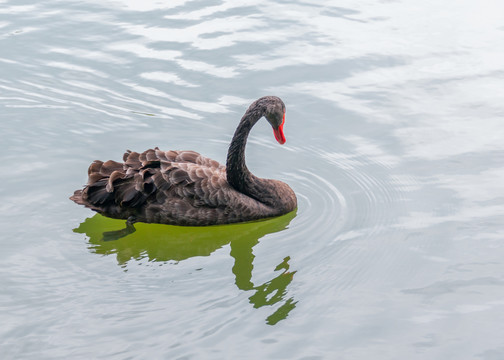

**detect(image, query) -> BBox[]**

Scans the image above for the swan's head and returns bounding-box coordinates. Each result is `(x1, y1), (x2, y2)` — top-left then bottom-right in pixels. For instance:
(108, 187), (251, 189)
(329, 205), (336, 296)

(262, 96), (287, 145)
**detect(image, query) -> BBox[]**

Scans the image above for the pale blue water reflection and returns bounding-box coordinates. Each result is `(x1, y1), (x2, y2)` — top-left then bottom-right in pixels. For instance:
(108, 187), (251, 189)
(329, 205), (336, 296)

(1, 0), (504, 359)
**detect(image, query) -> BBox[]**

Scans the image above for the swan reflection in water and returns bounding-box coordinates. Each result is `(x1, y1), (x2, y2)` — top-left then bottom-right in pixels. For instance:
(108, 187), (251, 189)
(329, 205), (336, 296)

(73, 210), (297, 325)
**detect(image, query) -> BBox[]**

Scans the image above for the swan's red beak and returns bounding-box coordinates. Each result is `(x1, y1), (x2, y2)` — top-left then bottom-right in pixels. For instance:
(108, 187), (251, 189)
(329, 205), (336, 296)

(273, 113), (286, 145)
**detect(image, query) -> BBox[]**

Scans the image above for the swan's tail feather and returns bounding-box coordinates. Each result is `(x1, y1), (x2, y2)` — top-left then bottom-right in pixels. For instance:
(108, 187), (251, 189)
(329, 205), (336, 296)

(70, 189), (84, 205)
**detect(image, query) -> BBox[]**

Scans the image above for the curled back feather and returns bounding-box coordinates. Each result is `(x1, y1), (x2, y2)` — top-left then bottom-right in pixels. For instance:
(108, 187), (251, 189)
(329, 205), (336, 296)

(82, 148), (221, 212)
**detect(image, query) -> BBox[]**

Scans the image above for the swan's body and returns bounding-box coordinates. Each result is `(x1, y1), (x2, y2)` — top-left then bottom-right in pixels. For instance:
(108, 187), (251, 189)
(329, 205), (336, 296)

(70, 96), (297, 226)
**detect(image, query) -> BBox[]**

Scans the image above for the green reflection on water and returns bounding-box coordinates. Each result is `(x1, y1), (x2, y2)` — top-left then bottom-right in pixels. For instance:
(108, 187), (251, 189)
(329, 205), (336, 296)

(73, 211), (298, 325)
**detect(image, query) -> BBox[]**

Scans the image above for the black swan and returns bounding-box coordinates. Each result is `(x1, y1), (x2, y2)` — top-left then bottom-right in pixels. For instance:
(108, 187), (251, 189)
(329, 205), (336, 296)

(70, 96), (297, 226)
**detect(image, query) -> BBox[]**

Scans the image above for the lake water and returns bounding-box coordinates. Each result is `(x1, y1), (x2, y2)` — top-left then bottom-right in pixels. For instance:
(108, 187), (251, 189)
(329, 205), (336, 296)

(1, 0), (504, 359)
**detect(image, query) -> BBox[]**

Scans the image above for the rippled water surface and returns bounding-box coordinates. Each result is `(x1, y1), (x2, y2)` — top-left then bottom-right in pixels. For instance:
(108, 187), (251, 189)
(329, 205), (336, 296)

(2, 0), (504, 359)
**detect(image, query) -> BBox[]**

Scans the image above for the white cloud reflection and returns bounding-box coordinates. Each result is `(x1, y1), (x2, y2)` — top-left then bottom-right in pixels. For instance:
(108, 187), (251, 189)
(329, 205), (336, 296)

(140, 71), (198, 87)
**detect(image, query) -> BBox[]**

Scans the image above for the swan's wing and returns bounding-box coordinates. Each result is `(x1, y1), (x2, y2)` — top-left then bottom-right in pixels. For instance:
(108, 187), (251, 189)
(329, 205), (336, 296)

(79, 148), (227, 212)
(156, 161), (228, 208)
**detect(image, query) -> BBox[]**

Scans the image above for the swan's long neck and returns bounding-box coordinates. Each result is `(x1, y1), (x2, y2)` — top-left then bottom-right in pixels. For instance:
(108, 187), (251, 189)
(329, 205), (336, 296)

(226, 104), (264, 201)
